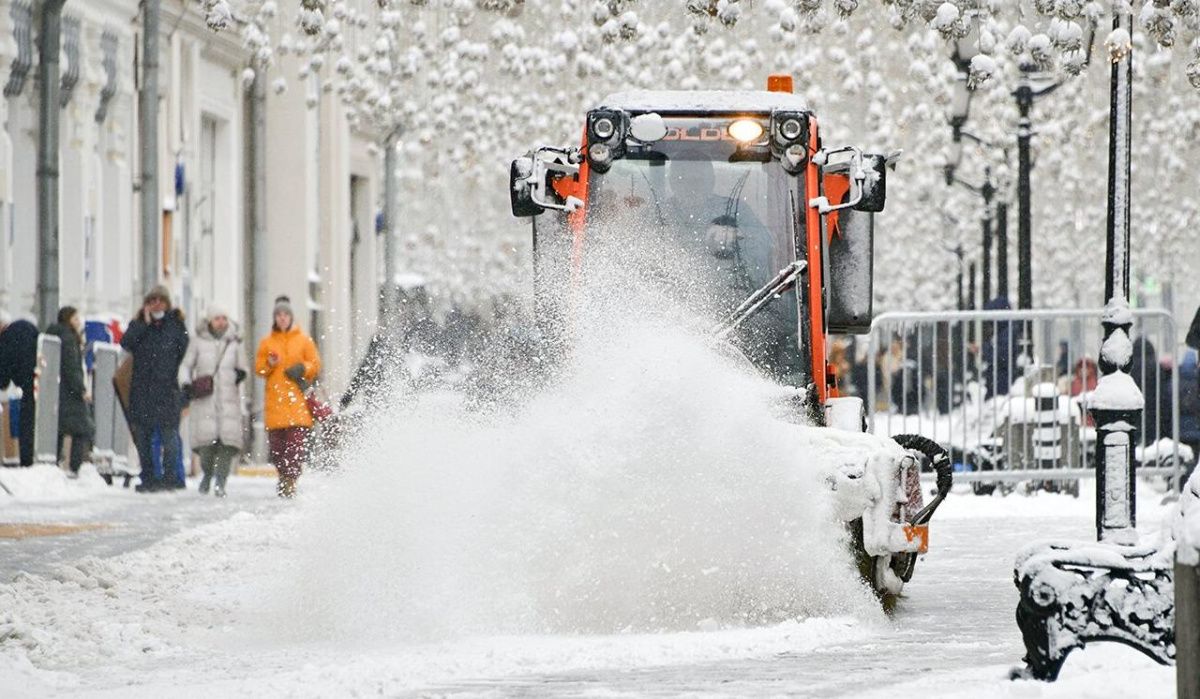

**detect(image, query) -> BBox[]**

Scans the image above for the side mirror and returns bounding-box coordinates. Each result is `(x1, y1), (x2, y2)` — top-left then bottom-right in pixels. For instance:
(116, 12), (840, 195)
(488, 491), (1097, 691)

(509, 147), (582, 218)
(510, 157), (543, 218)
(854, 154), (887, 213)
(826, 206), (874, 334)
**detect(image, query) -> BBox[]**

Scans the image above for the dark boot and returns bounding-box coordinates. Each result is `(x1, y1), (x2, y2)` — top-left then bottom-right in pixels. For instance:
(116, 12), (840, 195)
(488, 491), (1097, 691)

(198, 461), (213, 494)
(277, 475), (297, 498)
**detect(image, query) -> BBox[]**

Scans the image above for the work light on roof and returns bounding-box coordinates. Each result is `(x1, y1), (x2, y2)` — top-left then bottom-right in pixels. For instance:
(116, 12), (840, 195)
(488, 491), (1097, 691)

(728, 119), (765, 143)
(779, 117), (804, 141)
(592, 116), (616, 140)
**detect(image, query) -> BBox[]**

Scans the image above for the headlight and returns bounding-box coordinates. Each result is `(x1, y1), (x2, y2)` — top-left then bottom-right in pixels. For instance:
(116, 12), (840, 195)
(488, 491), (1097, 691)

(728, 119), (765, 143)
(782, 143), (806, 172)
(779, 117), (804, 141)
(589, 142), (611, 163)
(592, 116), (616, 140)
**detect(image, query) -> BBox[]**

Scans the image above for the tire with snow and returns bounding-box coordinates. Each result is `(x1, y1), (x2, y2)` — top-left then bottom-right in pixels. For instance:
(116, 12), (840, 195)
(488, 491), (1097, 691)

(876, 435), (953, 607)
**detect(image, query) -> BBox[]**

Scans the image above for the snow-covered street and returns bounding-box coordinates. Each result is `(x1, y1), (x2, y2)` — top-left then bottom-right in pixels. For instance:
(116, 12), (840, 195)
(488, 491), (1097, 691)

(0, 466), (1178, 698)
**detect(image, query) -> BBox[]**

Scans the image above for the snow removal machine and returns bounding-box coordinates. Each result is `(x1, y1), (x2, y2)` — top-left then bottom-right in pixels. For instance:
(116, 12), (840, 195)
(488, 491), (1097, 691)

(508, 76), (953, 606)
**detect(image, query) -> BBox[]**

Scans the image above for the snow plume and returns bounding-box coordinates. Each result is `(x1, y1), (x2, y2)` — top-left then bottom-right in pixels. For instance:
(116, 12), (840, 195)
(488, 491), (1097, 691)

(272, 213), (880, 643)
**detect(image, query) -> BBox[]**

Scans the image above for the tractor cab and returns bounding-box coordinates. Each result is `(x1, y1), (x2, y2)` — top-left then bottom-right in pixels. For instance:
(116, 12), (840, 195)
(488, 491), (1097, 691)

(511, 76), (893, 422)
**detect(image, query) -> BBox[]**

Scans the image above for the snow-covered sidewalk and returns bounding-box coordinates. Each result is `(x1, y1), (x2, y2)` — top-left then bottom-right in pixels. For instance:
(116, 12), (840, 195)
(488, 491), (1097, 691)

(0, 472), (1180, 697)
(0, 465), (280, 581)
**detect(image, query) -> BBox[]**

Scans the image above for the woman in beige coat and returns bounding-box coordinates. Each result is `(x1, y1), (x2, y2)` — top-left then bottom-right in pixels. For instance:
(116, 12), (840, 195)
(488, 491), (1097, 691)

(179, 307), (248, 497)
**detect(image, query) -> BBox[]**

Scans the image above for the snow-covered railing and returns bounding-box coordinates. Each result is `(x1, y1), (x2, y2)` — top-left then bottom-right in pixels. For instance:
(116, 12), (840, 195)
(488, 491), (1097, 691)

(863, 308), (1187, 491)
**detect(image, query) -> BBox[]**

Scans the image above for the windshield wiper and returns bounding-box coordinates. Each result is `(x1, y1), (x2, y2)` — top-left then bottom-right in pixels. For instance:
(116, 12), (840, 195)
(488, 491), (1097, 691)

(711, 260), (807, 341)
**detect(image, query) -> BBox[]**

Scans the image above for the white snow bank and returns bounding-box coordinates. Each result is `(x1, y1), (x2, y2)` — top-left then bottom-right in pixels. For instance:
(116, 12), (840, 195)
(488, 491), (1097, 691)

(0, 464), (109, 503)
(1177, 466), (1200, 566)
(854, 645), (1172, 698)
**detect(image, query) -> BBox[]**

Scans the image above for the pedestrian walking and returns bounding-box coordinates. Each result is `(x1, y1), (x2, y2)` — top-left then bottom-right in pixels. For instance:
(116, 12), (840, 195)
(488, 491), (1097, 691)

(0, 311), (39, 466)
(45, 307), (95, 476)
(255, 296), (321, 498)
(179, 306), (247, 497)
(120, 285), (189, 492)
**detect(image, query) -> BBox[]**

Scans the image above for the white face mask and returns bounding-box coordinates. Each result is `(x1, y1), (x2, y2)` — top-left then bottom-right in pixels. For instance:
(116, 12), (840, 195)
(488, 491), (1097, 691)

(151, 310), (165, 320)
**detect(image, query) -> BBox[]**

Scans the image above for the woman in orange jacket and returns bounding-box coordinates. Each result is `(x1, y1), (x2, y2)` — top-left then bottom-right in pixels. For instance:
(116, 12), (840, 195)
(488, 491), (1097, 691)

(255, 295), (321, 497)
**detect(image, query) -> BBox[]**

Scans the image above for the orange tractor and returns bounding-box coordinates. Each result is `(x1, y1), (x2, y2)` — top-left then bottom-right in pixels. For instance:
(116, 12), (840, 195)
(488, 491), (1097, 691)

(509, 76), (952, 604)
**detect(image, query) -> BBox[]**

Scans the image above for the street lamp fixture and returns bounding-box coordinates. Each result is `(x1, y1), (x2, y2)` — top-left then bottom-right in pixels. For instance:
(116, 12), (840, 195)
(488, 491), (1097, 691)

(949, 73), (972, 130)
(950, 10), (982, 75)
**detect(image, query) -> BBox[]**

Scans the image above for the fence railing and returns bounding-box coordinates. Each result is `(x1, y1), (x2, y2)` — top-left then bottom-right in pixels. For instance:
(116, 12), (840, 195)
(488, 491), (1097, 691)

(864, 309), (1189, 489)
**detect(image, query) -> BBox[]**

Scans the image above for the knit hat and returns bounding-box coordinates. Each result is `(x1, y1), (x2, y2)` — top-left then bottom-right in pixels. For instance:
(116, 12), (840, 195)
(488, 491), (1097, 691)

(206, 304), (230, 323)
(273, 295), (293, 317)
(144, 284), (172, 306)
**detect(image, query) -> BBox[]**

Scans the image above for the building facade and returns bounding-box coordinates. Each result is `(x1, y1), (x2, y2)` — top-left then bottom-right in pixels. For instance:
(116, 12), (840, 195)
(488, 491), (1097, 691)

(0, 0), (383, 401)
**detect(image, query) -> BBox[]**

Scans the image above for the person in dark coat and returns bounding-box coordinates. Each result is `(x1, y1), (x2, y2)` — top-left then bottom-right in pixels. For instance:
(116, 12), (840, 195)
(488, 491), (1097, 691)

(120, 285), (189, 492)
(1129, 336), (1167, 447)
(1187, 305), (1200, 357)
(981, 297), (1025, 398)
(0, 312), (39, 466)
(46, 307), (95, 476)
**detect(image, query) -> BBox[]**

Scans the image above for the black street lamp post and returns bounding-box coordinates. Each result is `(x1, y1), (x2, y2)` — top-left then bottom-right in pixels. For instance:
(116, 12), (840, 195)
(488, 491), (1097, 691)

(1012, 7), (1183, 684)
(946, 27), (1006, 309)
(1013, 67), (1059, 311)
(980, 177), (993, 302)
(996, 200), (1009, 299)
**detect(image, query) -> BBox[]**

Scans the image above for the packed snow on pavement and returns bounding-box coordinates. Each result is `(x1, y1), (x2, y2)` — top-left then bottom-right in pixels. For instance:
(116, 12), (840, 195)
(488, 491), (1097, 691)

(0, 472), (1177, 697)
(0, 314), (1183, 698)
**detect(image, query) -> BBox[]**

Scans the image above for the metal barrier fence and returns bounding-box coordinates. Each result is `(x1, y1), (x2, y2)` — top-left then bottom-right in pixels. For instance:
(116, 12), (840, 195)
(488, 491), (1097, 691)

(92, 342), (134, 481)
(33, 334), (61, 466)
(865, 309), (1189, 488)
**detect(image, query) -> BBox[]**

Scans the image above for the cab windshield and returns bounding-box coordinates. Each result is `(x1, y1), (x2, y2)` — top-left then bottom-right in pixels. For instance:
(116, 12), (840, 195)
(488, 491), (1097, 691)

(585, 117), (804, 383)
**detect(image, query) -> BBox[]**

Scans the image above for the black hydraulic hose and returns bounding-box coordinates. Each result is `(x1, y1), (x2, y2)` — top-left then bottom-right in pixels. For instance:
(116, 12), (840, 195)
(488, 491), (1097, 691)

(893, 433), (953, 526)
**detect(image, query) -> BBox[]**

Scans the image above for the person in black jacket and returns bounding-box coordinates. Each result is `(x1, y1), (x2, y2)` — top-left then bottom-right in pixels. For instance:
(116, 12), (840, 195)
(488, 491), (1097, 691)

(1188, 306), (1200, 358)
(0, 311), (39, 466)
(981, 296), (1026, 399)
(120, 286), (189, 492)
(46, 307), (95, 476)
(1129, 336), (1166, 446)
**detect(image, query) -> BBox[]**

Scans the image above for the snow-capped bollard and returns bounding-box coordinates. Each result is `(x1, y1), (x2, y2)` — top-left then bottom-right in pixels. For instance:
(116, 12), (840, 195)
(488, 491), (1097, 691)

(1089, 300), (1144, 544)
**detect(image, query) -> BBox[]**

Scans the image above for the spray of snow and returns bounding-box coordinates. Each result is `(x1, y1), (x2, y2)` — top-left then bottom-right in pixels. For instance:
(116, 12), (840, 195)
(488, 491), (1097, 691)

(269, 213), (881, 643)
